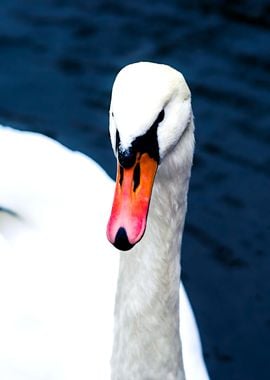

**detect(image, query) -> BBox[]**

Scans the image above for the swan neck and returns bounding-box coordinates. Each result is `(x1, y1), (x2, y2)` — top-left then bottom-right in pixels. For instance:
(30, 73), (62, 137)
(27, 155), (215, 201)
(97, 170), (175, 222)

(111, 123), (194, 380)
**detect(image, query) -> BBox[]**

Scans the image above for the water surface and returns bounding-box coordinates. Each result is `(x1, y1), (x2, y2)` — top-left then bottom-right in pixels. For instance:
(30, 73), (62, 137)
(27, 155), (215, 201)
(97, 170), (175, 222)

(0, 2), (269, 379)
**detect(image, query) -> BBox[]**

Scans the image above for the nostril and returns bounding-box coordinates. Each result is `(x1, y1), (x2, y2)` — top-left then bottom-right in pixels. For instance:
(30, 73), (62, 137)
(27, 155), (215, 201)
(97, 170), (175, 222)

(133, 163), (140, 192)
(119, 166), (124, 186)
(114, 227), (134, 251)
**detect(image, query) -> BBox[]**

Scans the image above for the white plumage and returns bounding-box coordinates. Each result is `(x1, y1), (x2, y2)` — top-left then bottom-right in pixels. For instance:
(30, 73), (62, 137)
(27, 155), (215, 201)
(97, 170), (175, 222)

(0, 62), (209, 379)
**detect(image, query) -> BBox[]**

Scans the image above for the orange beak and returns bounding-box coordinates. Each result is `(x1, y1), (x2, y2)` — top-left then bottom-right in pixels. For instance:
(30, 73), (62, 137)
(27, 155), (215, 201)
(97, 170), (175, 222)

(107, 152), (158, 251)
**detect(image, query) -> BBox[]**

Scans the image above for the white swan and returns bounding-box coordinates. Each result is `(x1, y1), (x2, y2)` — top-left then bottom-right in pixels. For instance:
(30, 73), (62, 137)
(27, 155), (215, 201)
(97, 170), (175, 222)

(0, 62), (209, 380)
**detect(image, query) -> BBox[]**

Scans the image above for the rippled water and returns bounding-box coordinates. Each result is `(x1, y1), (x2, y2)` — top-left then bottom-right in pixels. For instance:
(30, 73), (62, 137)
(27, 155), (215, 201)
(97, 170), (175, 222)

(0, 1), (269, 379)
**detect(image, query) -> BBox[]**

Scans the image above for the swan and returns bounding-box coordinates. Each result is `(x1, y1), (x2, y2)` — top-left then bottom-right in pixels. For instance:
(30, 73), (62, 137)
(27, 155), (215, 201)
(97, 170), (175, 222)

(0, 62), (209, 380)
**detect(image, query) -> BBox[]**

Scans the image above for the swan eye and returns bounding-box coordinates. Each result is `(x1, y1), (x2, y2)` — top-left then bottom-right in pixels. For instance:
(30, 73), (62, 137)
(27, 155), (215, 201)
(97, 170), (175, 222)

(111, 111), (114, 117)
(156, 109), (165, 124)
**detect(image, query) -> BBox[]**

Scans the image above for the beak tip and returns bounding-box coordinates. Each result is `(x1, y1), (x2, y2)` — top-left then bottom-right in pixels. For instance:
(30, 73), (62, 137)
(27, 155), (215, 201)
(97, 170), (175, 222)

(113, 227), (134, 251)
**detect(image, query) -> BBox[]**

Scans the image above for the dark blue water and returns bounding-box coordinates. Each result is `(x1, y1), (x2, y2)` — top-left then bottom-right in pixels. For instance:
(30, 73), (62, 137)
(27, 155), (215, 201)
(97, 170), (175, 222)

(0, 1), (269, 379)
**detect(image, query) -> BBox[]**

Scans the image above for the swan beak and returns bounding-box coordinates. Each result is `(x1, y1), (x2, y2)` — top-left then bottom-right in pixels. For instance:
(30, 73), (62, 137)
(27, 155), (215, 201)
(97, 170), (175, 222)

(107, 152), (158, 251)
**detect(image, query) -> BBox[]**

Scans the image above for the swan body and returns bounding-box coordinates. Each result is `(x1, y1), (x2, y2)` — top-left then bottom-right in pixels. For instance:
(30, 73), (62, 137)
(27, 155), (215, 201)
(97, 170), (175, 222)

(0, 62), (209, 379)
(0, 127), (118, 379)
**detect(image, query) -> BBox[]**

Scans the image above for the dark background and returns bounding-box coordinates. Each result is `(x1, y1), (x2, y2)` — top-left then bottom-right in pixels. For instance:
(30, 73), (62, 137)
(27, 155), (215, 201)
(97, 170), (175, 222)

(0, 1), (269, 379)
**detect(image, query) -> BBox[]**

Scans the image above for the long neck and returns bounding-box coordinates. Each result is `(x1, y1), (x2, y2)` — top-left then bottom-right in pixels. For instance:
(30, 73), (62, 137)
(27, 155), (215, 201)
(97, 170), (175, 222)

(111, 124), (194, 380)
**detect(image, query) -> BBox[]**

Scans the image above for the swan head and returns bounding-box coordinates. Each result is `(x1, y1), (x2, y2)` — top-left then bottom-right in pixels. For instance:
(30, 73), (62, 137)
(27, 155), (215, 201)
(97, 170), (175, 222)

(106, 62), (192, 251)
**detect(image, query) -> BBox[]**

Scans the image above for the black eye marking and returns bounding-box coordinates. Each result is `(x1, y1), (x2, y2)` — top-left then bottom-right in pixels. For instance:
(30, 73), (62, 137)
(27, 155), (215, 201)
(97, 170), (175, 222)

(119, 165), (124, 186)
(133, 163), (140, 192)
(131, 109), (165, 164)
(156, 109), (165, 124)
(116, 109), (165, 167)
(112, 111), (114, 117)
